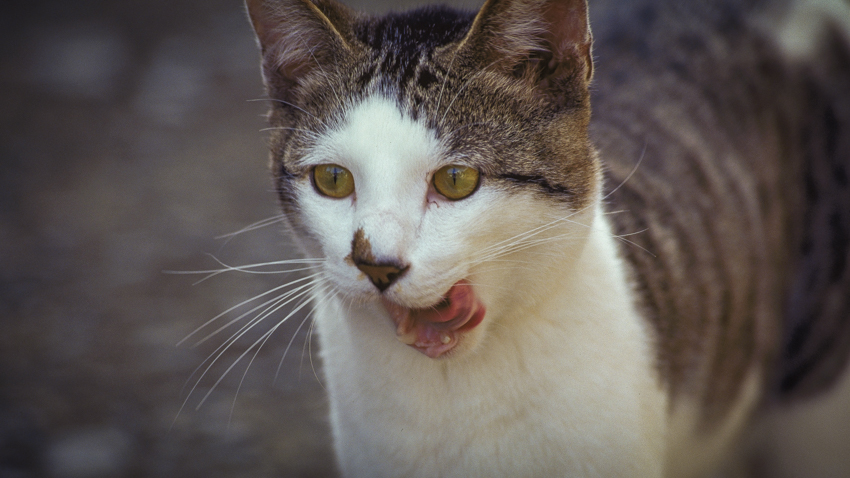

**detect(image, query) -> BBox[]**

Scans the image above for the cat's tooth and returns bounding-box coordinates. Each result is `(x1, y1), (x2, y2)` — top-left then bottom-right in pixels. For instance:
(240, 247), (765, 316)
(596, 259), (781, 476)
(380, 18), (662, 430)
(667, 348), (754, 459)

(395, 314), (413, 335)
(440, 333), (452, 345)
(397, 329), (416, 345)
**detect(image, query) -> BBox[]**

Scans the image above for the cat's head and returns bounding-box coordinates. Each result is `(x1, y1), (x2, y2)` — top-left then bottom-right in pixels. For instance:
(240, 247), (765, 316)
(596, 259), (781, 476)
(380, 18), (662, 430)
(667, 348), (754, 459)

(247, 0), (598, 358)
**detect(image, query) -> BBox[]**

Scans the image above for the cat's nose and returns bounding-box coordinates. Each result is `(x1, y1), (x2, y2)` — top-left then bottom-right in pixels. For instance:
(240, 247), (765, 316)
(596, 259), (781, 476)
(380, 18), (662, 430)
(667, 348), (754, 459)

(354, 260), (408, 292)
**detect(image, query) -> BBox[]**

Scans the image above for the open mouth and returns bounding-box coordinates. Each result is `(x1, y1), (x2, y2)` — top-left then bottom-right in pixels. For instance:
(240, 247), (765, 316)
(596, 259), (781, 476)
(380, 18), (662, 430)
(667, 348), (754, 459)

(381, 280), (486, 358)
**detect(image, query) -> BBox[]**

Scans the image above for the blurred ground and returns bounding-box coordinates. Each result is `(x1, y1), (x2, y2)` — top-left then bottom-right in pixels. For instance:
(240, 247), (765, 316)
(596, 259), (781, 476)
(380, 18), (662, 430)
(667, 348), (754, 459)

(0, 1), (477, 477)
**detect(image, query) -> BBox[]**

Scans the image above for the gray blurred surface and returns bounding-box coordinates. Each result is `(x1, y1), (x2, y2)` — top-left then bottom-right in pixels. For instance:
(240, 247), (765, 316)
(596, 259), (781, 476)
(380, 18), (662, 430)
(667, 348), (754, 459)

(0, 1), (478, 477)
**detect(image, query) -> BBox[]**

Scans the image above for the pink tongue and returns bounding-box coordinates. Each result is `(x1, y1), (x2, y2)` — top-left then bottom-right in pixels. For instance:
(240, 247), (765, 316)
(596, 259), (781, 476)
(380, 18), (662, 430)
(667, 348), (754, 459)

(382, 280), (485, 358)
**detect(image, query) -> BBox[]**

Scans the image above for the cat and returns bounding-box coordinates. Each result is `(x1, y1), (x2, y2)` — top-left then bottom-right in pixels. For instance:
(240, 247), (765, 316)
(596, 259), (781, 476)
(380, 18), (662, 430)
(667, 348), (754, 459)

(240, 0), (850, 475)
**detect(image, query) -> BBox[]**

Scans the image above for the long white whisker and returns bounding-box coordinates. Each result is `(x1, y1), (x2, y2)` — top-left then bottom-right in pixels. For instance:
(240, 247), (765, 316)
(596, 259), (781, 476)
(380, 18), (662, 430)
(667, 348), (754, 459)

(613, 235), (656, 257)
(280, 309), (314, 384)
(215, 215), (286, 240)
(475, 215), (580, 261)
(616, 228), (649, 238)
(177, 271), (323, 346)
(306, 314), (324, 388)
(259, 126), (321, 139)
(474, 232), (580, 265)
(302, 282), (337, 388)
(192, 275), (322, 347)
(602, 141), (647, 202)
(167, 256), (323, 285)
(476, 206), (588, 255)
(250, 98), (322, 124)
(178, 280), (321, 407)
(190, 284), (318, 411)
(274, 278), (335, 383)
(228, 291), (319, 426)
(177, 278), (321, 411)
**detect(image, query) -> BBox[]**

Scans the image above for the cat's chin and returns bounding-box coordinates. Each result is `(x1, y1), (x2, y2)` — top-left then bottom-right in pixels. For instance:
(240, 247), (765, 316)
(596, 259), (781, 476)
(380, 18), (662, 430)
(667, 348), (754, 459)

(381, 280), (485, 359)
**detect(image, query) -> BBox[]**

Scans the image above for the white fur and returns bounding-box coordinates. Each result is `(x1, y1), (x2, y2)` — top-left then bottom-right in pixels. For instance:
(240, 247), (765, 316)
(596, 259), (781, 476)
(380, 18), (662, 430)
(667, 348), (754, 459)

(294, 95), (667, 476)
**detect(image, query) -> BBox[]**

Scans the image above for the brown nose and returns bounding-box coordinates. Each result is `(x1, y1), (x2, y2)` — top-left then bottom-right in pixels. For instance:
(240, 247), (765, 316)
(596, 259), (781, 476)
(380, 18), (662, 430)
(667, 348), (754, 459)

(354, 260), (408, 292)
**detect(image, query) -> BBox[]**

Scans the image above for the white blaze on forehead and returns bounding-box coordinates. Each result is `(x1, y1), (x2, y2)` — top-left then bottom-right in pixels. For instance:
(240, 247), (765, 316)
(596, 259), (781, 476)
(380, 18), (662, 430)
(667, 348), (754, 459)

(308, 95), (443, 186)
(305, 94), (445, 258)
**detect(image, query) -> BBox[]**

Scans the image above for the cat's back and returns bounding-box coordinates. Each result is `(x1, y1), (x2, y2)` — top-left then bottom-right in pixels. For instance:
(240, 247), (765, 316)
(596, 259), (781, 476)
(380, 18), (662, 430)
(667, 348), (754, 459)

(590, 0), (850, 469)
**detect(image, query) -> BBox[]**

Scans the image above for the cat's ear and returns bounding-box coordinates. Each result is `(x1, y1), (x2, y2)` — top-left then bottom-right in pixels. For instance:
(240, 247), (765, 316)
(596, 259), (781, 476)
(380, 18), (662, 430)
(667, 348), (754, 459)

(245, 0), (354, 101)
(459, 0), (592, 103)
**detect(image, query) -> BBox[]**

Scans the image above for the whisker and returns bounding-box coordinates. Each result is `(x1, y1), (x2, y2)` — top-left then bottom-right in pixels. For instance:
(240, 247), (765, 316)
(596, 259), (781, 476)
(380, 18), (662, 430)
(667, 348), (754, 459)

(306, 43), (343, 107)
(215, 215), (287, 242)
(306, 315), (324, 388)
(436, 44), (462, 116)
(616, 228), (649, 238)
(228, 292), (318, 426)
(474, 220), (577, 262)
(259, 126), (321, 139)
(194, 291), (316, 412)
(177, 271), (323, 346)
(475, 208), (586, 257)
(178, 279), (320, 409)
(602, 141), (647, 202)
(602, 209), (629, 216)
(613, 235), (656, 257)
(275, 278), (334, 383)
(191, 275), (322, 347)
(166, 256), (323, 285)
(474, 233), (580, 265)
(249, 98), (322, 124)
(294, 283), (335, 384)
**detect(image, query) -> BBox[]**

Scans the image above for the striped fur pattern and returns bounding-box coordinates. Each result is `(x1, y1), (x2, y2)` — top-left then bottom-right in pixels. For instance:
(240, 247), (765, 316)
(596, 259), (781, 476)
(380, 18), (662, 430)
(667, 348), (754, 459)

(591, 0), (850, 418)
(245, 0), (850, 475)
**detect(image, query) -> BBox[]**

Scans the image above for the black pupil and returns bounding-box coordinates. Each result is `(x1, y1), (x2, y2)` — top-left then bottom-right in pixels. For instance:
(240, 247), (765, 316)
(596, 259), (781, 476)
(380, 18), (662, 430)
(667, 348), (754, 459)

(332, 168), (340, 184)
(450, 168), (459, 185)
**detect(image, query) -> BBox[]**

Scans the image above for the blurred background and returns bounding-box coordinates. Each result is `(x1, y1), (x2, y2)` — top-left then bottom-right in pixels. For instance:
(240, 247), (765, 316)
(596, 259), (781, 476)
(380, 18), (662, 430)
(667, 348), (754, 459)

(0, 0), (479, 477)
(3, 0), (850, 477)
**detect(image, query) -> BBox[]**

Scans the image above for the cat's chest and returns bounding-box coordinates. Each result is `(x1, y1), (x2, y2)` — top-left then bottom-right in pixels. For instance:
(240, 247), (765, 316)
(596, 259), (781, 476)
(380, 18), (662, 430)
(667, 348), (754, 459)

(313, 213), (667, 477)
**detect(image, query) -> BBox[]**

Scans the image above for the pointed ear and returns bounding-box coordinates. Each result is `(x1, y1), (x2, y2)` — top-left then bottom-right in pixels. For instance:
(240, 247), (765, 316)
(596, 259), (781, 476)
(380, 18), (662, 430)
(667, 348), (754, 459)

(459, 0), (592, 102)
(245, 0), (355, 100)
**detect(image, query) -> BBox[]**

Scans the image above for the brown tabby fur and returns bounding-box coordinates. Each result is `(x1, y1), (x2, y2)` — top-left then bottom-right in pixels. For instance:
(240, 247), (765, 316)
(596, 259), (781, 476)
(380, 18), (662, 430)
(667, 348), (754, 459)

(591, 0), (850, 425)
(247, 0), (850, 448)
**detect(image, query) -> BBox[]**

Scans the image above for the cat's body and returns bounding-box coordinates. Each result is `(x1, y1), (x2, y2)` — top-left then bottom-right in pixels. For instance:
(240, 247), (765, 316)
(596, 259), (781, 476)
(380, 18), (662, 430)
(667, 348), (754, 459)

(243, 0), (850, 476)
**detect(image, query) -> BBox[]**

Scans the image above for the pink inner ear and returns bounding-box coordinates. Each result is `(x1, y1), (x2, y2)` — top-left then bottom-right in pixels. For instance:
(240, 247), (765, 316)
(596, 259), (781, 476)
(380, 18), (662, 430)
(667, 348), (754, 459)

(542, 0), (593, 82)
(544, 0), (591, 57)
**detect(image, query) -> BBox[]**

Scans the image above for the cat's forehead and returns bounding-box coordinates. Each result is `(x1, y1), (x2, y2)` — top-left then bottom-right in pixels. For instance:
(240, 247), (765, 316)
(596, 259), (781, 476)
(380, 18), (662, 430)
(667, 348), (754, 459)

(305, 95), (443, 176)
(343, 7), (477, 118)
(355, 7), (475, 53)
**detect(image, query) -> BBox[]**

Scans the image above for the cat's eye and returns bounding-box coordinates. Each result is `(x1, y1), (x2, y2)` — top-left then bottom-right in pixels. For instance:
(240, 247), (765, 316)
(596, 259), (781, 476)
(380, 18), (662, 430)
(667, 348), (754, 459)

(313, 164), (355, 198)
(433, 165), (480, 200)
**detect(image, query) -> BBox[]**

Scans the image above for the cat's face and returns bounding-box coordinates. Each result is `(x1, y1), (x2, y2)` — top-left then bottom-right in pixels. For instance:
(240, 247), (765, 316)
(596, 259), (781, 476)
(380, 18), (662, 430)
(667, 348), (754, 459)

(247, 0), (597, 357)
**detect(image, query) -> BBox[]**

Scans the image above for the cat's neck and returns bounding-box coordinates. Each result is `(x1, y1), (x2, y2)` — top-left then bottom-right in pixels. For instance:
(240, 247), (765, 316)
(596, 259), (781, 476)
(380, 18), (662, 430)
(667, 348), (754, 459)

(314, 206), (667, 477)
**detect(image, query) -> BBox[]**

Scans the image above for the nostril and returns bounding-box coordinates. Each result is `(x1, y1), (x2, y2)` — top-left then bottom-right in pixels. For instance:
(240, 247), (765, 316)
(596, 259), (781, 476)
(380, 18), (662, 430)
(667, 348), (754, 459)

(354, 261), (409, 292)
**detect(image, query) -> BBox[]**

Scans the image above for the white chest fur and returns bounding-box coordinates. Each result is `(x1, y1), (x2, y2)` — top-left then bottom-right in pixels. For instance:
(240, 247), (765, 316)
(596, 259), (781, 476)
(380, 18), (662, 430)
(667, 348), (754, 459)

(313, 211), (667, 477)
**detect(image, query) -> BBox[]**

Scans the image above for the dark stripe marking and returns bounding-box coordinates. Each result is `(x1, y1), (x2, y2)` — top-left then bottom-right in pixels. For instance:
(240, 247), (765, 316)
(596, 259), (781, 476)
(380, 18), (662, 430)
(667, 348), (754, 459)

(499, 174), (572, 196)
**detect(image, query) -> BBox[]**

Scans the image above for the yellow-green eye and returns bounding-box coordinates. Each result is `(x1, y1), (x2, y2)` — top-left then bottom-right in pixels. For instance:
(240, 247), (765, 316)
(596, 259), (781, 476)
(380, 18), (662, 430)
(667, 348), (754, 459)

(433, 165), (480, 200)
(313, 164), (355, 198)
